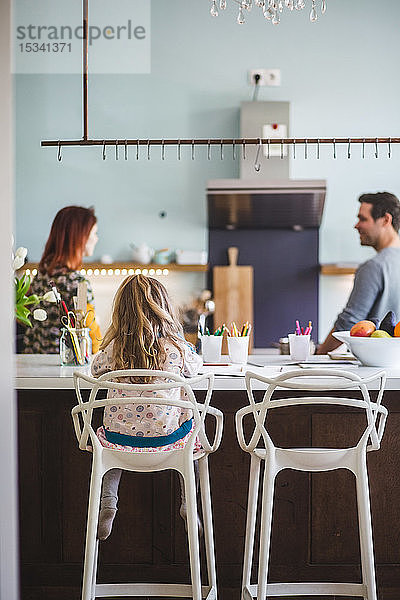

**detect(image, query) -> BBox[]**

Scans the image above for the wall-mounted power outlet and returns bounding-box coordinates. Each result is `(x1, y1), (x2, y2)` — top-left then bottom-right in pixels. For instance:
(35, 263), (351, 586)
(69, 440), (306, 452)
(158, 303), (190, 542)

(248, 69), (281, 87)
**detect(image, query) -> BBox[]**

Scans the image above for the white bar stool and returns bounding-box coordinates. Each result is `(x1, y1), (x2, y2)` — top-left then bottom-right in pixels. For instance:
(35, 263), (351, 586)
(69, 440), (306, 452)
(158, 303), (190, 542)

(72, 369), (223, 600)
(235, 368), (388, 600)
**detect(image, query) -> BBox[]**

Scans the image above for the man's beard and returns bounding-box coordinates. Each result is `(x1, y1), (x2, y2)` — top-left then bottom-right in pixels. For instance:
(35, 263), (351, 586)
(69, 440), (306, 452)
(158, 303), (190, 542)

(359, 236), (374, 247)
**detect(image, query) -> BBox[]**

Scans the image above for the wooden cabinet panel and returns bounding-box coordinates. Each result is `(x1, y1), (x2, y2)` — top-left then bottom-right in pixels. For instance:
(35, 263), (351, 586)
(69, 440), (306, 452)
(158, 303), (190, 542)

(311, 469), (360, 564)
(18, 396), (63, 563)
(100, 471), (165, 565)
(61, 430), (91, 564)
(311, 411), (400, 567)
(367, 413), (400, 566)
(18, 407), (45, 561)
(311, 413), (362, 564)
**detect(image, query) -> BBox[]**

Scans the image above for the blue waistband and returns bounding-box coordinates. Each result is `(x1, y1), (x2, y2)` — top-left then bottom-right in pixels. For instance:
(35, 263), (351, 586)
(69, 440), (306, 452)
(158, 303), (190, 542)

(104, 419), (193, 448)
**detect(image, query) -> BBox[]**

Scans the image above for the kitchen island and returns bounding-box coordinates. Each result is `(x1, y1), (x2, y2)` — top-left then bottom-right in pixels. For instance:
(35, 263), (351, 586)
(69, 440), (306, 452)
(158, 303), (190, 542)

(16, 355), (400, 600)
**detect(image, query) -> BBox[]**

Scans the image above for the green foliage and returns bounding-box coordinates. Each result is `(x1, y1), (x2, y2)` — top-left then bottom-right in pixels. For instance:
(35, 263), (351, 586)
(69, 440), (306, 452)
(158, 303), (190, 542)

(15, 273), (37, 327)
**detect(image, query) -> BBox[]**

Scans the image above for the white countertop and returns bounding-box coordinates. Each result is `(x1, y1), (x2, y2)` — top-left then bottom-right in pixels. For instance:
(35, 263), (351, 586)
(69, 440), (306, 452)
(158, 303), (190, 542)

(14, 354), (400, 391)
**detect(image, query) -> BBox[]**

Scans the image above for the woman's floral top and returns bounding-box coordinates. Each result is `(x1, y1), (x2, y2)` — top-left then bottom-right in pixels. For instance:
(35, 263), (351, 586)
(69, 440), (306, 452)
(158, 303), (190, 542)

(22, 268), (94, 354)
(91, 338), (202, 438)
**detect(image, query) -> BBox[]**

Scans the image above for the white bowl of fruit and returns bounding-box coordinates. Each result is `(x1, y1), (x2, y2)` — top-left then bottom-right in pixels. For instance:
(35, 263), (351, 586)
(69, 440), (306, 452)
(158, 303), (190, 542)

(333, 312), (400, 367)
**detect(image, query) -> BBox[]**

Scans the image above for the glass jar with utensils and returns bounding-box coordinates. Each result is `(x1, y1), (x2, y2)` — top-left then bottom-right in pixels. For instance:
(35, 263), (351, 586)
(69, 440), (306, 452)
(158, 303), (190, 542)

(60, 310), (94, 365)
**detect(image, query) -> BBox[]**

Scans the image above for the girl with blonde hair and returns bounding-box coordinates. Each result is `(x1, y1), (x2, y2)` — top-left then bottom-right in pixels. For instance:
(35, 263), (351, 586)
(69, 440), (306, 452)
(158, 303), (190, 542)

(92, 274), (202, 539)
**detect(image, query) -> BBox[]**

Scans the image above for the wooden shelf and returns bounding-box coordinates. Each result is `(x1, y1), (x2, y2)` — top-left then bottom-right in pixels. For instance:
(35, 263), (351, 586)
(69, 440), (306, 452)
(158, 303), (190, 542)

(320, 264), (358, 275)
(21, 262), (208, 273)
(23, 262), (359, 276)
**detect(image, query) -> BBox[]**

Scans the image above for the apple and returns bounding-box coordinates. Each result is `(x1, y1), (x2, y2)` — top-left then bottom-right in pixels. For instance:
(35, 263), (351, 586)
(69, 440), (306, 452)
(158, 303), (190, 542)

(350, 320), (376, 337)
(370, 330), (392, 338)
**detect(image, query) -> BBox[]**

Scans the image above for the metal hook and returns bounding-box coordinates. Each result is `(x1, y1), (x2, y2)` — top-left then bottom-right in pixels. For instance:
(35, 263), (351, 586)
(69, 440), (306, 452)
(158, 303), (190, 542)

(375, 138), (379, 159)
(280, 138), (284, 159)
(293, 138), (296, 160)
(242, 140), (246, 160)
(147, 139), (151, 160)
(102, 140), (106, 161)
(254, 138), (262, 172)
(57, 141), (62, 162)
(347, 138), (351, 159)
(177, 139), (181, 161)
(161, 139), (165, 160)
(388, 137), (392, 159)
(333, 138), (336, 159)
(192, 140), (195, 161)
(362, 138), (365, 159)
(124, 140), (128, 160)
(115, 140), (119, 160)
(136, 140), (139, 160)
(220, 140), (224, 160)
(304, 138), (308, 160)
(316, 138), (320, 160)
(232, 140), (236, 160)
(207, 140), (211, 161)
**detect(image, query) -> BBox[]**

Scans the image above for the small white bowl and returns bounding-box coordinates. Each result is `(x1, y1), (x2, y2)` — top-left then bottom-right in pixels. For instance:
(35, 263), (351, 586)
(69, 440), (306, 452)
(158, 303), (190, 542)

(333, 331), (400, 367)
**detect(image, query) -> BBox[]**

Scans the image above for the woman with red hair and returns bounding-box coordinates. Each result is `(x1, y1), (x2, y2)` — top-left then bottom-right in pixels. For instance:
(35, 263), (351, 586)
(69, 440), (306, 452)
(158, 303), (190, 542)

(23, 206), (101, 354)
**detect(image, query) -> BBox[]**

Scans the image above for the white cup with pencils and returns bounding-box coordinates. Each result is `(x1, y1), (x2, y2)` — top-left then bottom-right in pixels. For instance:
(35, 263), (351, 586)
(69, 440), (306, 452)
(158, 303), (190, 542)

(227, 336), (249, 364)
(201, 335), (223, 363)
(288, 334), (310, 361)
(226, 321), (251, 364)
(288, 320), (312, 361)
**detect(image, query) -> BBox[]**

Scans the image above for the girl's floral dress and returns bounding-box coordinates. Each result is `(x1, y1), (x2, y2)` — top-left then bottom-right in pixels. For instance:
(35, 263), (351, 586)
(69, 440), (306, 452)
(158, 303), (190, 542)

(91, 338), (203, 452)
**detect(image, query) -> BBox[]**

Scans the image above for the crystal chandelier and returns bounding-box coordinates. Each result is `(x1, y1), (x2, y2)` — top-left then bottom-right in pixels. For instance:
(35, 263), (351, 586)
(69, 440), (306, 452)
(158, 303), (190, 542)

(209, 0), (326, 25)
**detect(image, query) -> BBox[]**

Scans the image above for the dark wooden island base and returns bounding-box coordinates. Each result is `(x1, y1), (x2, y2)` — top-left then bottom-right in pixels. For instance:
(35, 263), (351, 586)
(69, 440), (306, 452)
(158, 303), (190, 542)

(17, 387), (400, 600)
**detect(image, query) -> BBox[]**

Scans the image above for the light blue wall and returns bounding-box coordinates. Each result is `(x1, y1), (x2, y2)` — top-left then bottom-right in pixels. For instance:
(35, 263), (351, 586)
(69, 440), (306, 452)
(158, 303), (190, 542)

(15, 0), (400, 338)
(16, 0), (400, 261)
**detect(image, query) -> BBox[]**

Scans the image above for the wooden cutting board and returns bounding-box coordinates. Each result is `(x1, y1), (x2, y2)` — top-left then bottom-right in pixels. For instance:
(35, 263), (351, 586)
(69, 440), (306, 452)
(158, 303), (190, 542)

(213, 247), (254, 353)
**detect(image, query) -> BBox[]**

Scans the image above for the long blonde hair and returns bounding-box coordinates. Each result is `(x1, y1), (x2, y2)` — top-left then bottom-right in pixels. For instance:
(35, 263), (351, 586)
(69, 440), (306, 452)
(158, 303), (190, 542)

(101, 274), (185, 380)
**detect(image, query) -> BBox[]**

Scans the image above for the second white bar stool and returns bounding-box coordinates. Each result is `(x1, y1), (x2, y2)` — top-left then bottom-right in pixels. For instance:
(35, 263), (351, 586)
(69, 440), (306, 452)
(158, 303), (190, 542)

(72, 369), (223, 600)
(235, 368), (388, 600)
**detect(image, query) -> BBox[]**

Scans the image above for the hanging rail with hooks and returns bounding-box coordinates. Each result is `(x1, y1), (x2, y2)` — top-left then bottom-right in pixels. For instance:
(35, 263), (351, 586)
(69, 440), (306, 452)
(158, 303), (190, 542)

(42, 137), (400, 148)
(43, 137), (398, 164)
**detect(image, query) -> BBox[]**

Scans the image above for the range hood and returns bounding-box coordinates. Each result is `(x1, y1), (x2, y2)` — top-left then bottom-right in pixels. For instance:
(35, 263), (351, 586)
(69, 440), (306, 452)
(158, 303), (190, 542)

(207, 179), (326, 229)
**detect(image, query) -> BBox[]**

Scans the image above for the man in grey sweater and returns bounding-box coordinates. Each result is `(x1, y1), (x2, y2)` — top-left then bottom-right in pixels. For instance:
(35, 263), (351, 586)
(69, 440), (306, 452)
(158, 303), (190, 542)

(317, 192), (400, 354)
